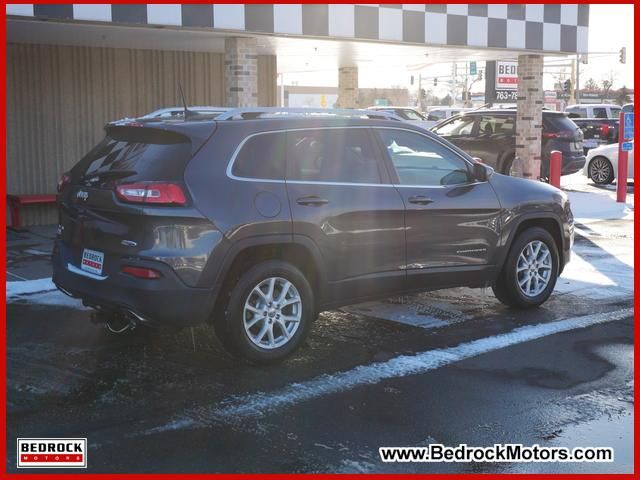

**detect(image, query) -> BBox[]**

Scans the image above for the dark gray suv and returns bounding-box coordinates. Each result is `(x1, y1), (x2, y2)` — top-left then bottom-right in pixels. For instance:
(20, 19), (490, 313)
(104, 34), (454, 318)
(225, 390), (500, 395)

(53, 108), (574, 363)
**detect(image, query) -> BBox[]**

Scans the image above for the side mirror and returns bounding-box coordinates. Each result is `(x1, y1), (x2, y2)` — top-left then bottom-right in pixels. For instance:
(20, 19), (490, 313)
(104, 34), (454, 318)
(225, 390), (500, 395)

(473, 162), (494, 182)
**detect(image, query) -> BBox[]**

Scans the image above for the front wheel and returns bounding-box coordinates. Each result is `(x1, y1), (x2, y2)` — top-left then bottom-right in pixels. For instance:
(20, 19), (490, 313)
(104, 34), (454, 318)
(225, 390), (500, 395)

(493, 227), (559, 308)
(589, 156), (614, 185)
(215, 260), (314, 364)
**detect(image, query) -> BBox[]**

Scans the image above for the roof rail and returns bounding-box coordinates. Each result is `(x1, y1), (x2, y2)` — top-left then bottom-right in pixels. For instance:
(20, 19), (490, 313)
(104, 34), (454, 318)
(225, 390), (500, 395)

(215, 107), (403, 122)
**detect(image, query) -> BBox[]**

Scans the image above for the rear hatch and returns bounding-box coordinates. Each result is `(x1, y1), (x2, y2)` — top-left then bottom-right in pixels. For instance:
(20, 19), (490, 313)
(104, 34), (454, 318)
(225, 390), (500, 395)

(58, 121), (215, 280)
(542, 113), (584, 153)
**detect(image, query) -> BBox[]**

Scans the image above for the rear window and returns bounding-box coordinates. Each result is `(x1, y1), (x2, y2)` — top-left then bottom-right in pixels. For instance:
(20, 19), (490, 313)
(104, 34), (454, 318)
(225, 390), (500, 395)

(72, 127), (192, 182)
(232, 132), (286, 180)
(544, 114), (578, 132)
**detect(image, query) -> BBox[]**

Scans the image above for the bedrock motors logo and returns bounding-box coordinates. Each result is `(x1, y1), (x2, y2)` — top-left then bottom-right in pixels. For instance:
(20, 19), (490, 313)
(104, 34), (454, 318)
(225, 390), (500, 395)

(17, 438), (87, 468)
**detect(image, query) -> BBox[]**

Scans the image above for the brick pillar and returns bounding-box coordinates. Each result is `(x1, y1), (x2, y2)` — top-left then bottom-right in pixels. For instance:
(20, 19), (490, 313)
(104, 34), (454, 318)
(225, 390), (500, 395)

(224, 37), (258, 107)
(515, 54), (544, 179)
(337, 66), (359, 109)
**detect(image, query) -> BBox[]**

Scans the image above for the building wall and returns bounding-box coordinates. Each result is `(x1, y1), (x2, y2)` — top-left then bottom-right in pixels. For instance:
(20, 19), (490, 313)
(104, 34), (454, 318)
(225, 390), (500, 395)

(7, 43), (276, 225)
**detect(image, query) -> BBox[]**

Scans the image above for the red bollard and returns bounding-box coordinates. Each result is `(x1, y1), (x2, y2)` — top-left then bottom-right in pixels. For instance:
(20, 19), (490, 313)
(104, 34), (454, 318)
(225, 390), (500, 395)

(616, 111), (629, 203)
(549, 150), (562, 188)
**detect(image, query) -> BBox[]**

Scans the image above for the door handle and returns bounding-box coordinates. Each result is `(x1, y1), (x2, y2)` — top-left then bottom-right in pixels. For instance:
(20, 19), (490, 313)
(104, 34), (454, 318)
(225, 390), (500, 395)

(407, 195), (434, 205)
(296, 196), (329, 206)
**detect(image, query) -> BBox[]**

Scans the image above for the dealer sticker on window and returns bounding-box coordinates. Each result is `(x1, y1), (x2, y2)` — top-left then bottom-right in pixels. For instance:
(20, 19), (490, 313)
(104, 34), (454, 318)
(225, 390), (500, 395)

(18, 438), (87, 468)
(81, 249), (104, 275)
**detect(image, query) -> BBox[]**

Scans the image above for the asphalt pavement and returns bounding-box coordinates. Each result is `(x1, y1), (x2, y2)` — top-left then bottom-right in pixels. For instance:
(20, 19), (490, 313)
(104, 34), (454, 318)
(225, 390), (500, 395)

(6, 175), (634, 473)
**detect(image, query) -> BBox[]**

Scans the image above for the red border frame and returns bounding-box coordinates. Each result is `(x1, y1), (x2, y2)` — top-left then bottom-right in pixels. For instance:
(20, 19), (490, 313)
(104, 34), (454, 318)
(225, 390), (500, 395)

(2, 1), (637, 478)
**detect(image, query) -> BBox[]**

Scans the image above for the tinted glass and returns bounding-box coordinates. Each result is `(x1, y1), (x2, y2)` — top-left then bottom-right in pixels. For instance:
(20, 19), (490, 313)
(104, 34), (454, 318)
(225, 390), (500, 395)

(593, 107), (607, 119)
(610, 107), (622, 118)
(432, 116), (475, 136)
(377, 129), (471, 186)
(286, 128), (382, 184)
(233, 132), (286, 180)
(72, 127), (192, 182)
(544, 114), (579, 132)
(477, 115), (515, 136)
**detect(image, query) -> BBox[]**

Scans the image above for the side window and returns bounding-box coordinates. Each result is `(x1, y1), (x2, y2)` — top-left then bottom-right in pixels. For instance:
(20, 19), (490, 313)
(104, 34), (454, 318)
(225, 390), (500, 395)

(478, 115), (515, 136)
(286, 128), (382, 184)
(432, 115), (475, 136)
(427, 110), (444, 121)
(232, 132), (287, 180)
(377, 129), (471, 187)
(610, 107), (621, 118)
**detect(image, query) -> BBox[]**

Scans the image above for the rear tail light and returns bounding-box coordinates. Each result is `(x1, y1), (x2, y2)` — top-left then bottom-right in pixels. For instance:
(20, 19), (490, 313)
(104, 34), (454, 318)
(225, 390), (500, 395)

(57, 172), (71, 192)
(115, 182), (187, 205)
(542, 130), (574, 140)
(600, 124), (610, 137)
(121, 265), (162, 279)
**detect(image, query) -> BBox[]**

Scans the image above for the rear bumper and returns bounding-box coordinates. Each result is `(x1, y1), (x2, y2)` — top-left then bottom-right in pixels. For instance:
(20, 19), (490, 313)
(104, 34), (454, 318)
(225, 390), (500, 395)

(52, 240), (216, 326)
(561, 153), (586, 175)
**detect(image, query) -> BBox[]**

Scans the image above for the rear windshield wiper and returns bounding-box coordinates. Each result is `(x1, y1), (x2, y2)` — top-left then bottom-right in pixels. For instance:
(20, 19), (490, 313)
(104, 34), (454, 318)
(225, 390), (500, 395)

(80, 170), (137, 183)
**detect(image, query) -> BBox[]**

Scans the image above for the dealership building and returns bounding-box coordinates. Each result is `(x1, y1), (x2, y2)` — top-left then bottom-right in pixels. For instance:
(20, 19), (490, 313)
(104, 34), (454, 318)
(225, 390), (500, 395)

(7, 4), (589, 225)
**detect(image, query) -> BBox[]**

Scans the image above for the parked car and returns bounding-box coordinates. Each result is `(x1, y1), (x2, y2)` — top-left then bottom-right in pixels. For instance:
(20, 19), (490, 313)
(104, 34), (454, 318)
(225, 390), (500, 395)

(565, 104), (622, 119)
(572, 118), (619, 153)
(367, 106), (434, 129)
(583, 141), (635, 185)
(430, 109), (585, 177)
(425, 107), (471, 125)
(53, 108), (574, 363)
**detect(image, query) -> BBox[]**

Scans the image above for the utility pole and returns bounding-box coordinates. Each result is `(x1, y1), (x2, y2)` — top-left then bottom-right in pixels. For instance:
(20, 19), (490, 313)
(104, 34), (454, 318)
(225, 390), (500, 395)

(570, 60), (576, 104)
(575, 55), (581, 104)
(418, 73), (423, 111)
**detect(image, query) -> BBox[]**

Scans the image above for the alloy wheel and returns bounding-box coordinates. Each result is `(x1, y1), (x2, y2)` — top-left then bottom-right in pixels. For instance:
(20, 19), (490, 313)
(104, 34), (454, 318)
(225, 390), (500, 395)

(243, 277), (302, 349)
(589, 158), (612, 184)
(516, 240), (553, 297)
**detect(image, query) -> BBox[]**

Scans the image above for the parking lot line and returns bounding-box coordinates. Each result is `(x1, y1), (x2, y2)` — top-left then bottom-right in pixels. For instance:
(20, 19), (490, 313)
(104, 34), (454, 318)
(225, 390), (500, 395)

(143, 308), (631, 435)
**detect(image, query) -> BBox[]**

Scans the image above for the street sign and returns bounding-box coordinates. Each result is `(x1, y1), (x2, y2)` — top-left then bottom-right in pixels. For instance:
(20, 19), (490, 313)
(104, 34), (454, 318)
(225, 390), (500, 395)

(470, 61), (477, 76)
(621, 141), (633, 152)
(623, 112), (634, 140)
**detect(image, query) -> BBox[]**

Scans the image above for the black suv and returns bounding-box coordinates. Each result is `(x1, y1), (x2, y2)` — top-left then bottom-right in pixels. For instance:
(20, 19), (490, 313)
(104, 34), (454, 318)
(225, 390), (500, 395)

(53, 108), (574, 363)
(431, 109), (585, 177)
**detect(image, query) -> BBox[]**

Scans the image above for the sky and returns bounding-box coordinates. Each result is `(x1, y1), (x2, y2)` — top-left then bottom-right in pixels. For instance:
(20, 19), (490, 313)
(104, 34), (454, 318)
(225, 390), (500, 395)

(286, 4), (634, 95)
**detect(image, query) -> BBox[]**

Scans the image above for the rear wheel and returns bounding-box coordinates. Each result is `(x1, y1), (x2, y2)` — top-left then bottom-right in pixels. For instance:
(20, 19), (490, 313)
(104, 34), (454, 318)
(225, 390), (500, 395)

(493, 227), (559, 308)
(588, 156), (614, 185)
(215, 260), (314, 364)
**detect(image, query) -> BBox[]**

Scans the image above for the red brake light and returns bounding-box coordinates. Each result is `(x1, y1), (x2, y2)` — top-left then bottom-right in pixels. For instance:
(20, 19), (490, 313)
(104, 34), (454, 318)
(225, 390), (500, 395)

(57, 172), (71, 192)
(543, 131), (573, 140)
(121, 265), (162, 279)
(600, 124), (610, 137)
(115, 182), (187, 205)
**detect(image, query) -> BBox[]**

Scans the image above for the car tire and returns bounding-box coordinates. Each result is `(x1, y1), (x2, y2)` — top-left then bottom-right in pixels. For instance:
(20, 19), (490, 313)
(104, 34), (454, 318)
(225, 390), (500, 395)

(215, 260), (314, 364)
(493, 227), (559, 309)
(588, 156), (614, 185)
(501, 154), (517, 176)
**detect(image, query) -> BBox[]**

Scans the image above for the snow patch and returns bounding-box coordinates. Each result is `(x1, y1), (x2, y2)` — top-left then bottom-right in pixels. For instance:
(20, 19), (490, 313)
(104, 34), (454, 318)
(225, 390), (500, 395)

(145, 308), (631, 434)
(7, 278), (57, 298)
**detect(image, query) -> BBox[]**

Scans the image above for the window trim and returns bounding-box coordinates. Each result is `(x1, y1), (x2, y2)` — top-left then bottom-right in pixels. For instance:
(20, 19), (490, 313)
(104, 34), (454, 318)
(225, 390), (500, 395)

(226, 126), (480, 189)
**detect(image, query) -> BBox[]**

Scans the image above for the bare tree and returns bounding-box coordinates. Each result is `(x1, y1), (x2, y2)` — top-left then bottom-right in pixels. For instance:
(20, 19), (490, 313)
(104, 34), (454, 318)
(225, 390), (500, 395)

(583, 78), (600, 92)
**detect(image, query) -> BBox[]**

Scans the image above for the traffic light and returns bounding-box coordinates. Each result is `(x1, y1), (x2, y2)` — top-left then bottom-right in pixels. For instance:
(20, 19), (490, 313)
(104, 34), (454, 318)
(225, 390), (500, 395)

(619, 47), (626, 64)
(433, 78), (438, 86)
(563, 79), (572, 94)
(419, 88), (426, 100)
